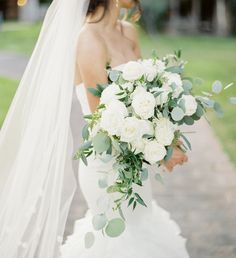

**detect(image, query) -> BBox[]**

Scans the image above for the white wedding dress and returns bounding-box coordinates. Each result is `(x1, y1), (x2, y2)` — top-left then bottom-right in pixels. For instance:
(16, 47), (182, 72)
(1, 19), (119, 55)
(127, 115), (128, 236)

(60, 65), (190, 258)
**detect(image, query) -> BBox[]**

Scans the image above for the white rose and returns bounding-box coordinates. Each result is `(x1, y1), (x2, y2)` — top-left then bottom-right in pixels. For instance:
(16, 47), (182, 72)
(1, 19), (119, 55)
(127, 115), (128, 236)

(106, 100), (128, 117)
(100, 110), (124, 136)
(122, 61), (144, 81)
(155, 88), (170, 106)
(139, 119), (154, 137)
(155, 117), (175, 146)
(155, 60), (166, 74)
(131, 138), (146, 154)
(182, 95), (198, 116)
(144, 141), (167, 164)
(164, 72), (182, 87)
(132, 92), (156, 119)
(131, 86), (146, 99)
(142, 59), (158, 82)
(120, 117), (141, 143)
(121, 82), (134, 92)
(100, 83), (122, 105)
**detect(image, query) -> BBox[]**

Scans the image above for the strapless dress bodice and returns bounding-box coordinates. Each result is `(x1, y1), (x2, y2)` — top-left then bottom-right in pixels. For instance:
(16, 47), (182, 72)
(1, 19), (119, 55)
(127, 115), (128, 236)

(75, 63), (125, 115)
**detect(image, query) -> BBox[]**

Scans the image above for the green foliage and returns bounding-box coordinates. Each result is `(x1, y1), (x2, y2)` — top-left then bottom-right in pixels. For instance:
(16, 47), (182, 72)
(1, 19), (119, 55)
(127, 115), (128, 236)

(0, 77), (18, 127)
(105, 218), (126, 238)
(140, 0), (169, 32)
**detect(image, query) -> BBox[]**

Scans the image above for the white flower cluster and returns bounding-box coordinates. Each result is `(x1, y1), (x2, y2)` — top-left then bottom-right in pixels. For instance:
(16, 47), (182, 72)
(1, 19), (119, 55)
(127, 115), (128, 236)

(91, 56), (199, 165)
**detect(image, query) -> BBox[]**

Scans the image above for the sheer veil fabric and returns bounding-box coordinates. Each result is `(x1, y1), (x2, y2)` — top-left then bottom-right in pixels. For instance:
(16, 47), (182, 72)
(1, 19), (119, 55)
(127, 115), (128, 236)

(0, 0), (89, 257)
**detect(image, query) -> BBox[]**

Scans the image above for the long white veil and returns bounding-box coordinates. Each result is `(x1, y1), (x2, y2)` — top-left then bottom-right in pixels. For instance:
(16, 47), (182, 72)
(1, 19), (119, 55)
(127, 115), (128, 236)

(0, 0), (89, 257)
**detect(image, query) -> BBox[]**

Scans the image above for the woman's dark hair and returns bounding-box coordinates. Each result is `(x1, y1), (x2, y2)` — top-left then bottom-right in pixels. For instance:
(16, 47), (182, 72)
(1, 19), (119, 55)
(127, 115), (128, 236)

(87, 0), (141, 22)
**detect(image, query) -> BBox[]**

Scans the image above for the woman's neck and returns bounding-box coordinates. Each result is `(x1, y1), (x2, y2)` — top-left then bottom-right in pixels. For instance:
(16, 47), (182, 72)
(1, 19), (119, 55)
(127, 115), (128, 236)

(87, 2), (121, 31)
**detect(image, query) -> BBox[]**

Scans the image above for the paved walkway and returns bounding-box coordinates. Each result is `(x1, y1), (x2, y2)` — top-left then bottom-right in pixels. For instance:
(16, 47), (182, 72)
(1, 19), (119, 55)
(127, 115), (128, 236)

(1, 52), (236, 258)
(0, 51), (29, 80)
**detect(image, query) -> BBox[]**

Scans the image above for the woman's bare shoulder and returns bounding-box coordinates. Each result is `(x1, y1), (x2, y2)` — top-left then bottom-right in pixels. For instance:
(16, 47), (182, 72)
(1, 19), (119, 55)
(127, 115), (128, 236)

(120, 20), (139, 42)
(77, 25), (108, 60)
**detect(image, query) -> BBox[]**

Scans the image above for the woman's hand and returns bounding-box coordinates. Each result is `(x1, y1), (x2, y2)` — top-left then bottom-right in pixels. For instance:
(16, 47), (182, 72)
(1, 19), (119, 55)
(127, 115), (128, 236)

(162, 141), (188, 172)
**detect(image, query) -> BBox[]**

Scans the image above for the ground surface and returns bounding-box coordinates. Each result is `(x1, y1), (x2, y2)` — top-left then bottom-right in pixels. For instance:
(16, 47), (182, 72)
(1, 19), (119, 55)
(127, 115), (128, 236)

(0, 40), (236, 258)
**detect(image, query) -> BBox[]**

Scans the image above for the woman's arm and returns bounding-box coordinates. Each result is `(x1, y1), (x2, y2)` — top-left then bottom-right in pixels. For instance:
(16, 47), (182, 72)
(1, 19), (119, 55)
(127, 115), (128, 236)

(76, 30), (109, 113)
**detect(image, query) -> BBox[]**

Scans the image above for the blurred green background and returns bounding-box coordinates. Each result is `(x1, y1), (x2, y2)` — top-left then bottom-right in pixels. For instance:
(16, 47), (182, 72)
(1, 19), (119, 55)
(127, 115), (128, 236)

(0, 0), (235, 165)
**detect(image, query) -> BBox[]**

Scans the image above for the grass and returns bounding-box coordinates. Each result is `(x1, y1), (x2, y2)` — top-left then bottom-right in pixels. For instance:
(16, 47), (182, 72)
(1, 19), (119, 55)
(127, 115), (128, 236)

(0, 22), (236, 164)
(0, 22), (41, 55)
(0, 77), (18, 126)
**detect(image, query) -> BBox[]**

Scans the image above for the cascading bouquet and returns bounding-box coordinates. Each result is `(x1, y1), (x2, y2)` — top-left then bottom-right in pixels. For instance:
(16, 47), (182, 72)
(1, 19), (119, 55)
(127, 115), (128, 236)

(75, 50), (233, 243)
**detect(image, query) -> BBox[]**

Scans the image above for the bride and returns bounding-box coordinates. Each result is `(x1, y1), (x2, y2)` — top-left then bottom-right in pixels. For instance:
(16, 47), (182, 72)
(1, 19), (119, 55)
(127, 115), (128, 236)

(0, 0), (189, 257)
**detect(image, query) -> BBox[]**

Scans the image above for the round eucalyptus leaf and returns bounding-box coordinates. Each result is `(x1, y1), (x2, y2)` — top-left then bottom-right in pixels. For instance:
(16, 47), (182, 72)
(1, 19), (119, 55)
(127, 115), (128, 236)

(98, 176), (108, 189)
(230, 97), (236, 105)
(105, 218), (126, 238)
(195, 104), (204, 118)
(84, 232), (95, 249)
(109, 70), (120, 82)
(171, 107), (185, 121)
(184, 116), (195, 125)
(178, 99), (186, 112)
(92, 132), (111, 154)
(92, 214), (107, 231)
(183, 80), (193, 92)
(214, 102), (224, 117)
(212, 80), (223, 94)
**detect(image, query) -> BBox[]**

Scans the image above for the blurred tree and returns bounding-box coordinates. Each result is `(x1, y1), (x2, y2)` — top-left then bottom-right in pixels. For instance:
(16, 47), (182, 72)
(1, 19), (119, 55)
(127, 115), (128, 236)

(227, 0), (236, 34)
(39, 0), (51, 3)
(140, 0), (169, 33)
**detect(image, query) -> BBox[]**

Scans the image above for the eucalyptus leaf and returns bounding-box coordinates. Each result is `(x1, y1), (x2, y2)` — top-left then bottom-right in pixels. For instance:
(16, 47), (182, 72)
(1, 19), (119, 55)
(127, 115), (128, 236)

(87, 87), (101, 97)
(82, 124), (90, 140)
(79, 141), (92, 151)
(183, 116), (195, 126)
(165, 66), (183, 74)
(98, 177), (108, 189)
(164, 147), (173, 161)
(212, 80), (223, 94)
(230, 97), (236, 105)
(178, 99), (186, 112)
(141, 168), (149, 181)
(182, 80), (193, 92)
(105, 218), (126, 238)
(214, 102), (224, 117)
(171, 107), (185, 121)
(195, 104), (204, 118)
(92, 132), (111, 154)
(92, 214), (107, 231)
(84, 232), (95, 249)
(109, 70), (120, 82)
